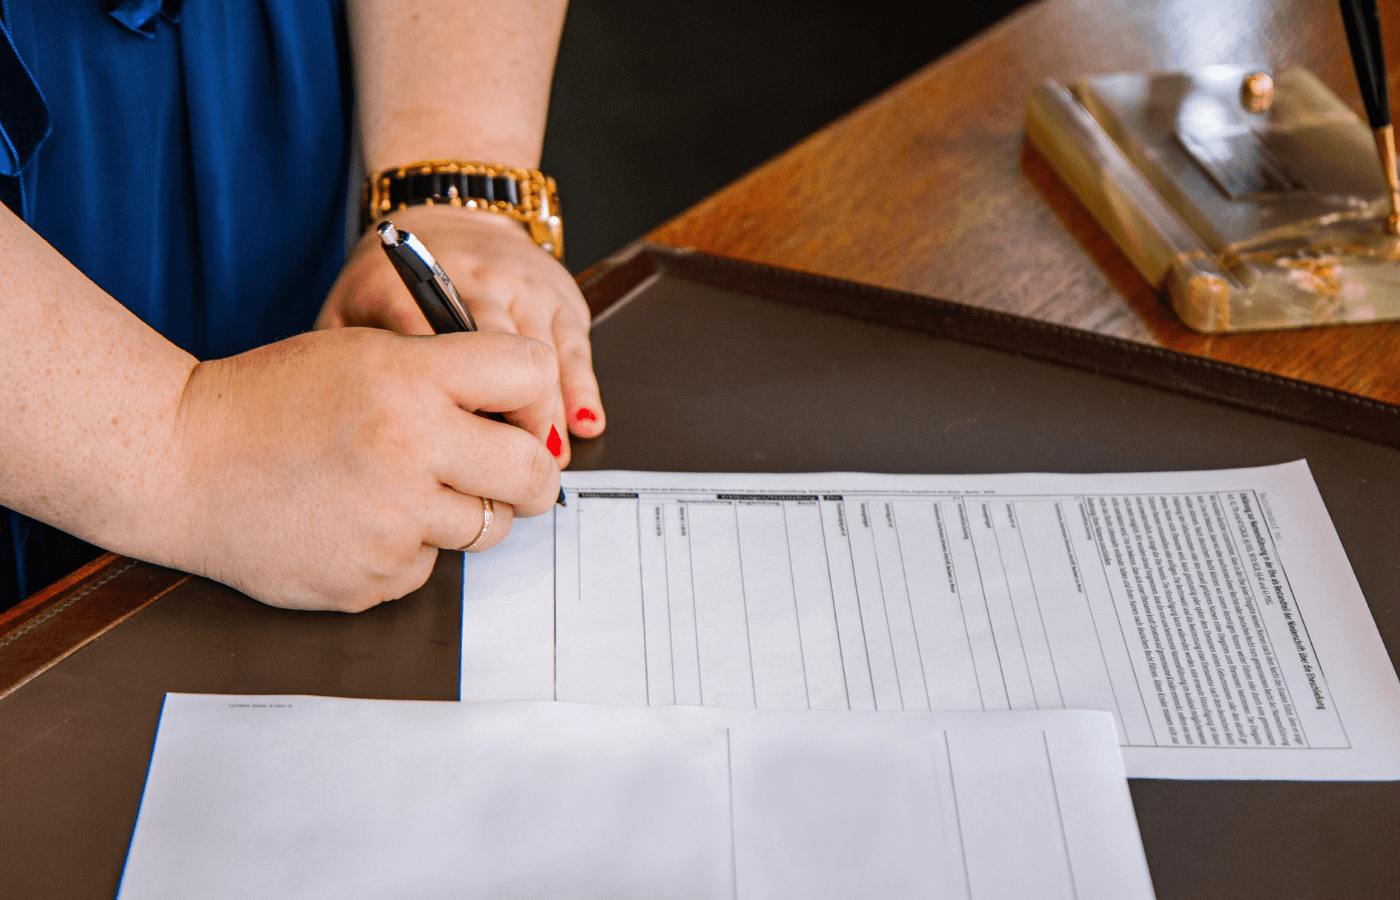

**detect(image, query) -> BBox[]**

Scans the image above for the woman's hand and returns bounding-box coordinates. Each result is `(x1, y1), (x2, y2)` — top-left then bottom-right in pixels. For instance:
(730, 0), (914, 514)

(316, 205), (606, 467)
(167, 327), (562, 612)
(3, 200), (559, 614)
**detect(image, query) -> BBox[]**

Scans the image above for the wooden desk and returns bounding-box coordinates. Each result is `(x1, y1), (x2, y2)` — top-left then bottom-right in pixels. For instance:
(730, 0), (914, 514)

(648, 0), (1400, 403)
(5, 2), (1400, 895)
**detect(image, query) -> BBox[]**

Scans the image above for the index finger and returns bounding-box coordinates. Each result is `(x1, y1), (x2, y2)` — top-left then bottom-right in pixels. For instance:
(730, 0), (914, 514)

(414, 331), (561, 442)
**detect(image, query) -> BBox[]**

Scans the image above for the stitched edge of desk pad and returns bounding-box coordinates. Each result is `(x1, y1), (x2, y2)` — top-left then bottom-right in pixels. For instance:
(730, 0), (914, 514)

(577, 239), (659, 318)
(633, 244), (1400, 451)
(0, 551), (123, 635)
(0, 559), (190, 699)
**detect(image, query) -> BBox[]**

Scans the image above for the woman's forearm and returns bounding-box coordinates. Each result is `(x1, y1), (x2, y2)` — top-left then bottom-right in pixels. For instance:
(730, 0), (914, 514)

(0, 202), (197, 562)
(348, 0), (569, 173)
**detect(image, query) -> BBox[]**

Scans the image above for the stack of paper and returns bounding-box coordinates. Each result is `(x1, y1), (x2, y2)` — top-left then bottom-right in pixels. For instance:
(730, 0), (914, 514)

(120, 462), (1400, 896)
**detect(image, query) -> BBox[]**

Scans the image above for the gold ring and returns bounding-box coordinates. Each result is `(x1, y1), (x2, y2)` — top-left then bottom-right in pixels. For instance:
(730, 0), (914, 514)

(461, 497), (494, 552)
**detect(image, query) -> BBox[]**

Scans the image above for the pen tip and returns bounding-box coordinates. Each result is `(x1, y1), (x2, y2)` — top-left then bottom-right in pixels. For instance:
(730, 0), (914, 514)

(377, 221), (399, 246)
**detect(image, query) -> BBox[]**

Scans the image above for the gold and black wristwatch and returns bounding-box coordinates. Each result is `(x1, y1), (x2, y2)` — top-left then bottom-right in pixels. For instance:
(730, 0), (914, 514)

(361, 160), (564, 261)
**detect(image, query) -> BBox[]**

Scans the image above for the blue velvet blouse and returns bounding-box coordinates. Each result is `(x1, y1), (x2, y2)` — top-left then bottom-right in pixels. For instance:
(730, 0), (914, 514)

(1, 1), (353, 607)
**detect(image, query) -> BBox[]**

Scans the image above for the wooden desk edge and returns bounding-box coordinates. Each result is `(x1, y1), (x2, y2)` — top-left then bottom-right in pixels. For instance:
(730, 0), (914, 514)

(0, 554), (190, 700)
(597, 243), (1400, 447)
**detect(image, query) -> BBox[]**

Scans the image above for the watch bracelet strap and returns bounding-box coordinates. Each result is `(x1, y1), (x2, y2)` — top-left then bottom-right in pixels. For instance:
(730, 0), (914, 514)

(361, 160), (564, 260)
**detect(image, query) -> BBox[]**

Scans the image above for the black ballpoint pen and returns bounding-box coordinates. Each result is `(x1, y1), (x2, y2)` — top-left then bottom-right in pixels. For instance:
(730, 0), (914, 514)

(1340, 0), (1400, 234)
(378, 220), (567, 507)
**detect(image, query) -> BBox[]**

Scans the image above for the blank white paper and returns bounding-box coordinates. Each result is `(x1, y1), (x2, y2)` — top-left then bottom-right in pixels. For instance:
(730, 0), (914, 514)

(461, 462), (1400, 780)
(117, 696), (1152, 900)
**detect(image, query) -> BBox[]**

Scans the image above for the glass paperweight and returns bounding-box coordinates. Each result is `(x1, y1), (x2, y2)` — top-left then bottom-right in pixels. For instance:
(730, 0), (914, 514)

(1025, 64), (1400, 332)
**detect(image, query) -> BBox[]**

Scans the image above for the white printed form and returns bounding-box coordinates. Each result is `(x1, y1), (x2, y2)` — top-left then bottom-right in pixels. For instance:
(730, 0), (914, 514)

(461, 462), (1400, 780)
(120, 696), (1152, 900)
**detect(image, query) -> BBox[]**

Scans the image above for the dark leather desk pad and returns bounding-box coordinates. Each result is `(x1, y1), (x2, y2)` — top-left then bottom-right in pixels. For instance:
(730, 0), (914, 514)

(2, 247), (1397, 898)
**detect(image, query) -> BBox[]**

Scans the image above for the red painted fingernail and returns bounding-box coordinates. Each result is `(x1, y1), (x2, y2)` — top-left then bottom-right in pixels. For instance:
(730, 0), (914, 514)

(547, 425), (562, 457)
(575, 408), (598, 423)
